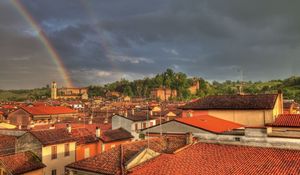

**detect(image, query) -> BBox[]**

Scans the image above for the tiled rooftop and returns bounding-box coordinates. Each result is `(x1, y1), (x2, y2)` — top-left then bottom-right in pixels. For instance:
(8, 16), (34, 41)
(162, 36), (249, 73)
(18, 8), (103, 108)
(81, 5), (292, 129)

(271, 114), (300, 127)
(130, 142), (300, 175)
(100, 128), (133, 143)
(67, 136), (187, 175)
(22, 106), (77, 115)
(0, 151), (46, 174)
(181, 94), (278, 110)
(30, 128), (75, 146)
(0, 135), (16, 156)
(175, 115), (243, 133)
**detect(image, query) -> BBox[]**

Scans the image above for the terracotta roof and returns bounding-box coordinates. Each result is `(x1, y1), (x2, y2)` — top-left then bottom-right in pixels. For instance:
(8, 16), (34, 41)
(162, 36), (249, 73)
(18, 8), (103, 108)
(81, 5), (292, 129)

(30, 128), (75, 146)
(67, 136), (187, 175)
(100, 128), (133, 143)
(181, 94), (278, 110)
(130, 142), (300, 175)
(0, 151), (46, 175)
(0, 135), (16, 156)
(22, 106), (77, 115)
(175, 115), (243, 133)
(271, 114), (300, 127)
(1, 105), (16, 109)
(70, 128), (98, 145)
(117, 113), (154, 122)
(32, 123), (112, 133)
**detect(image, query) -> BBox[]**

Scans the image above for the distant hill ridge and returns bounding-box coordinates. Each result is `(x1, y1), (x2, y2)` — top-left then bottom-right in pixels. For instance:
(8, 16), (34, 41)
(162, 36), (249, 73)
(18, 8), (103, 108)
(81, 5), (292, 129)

(1, 69), (299, 102)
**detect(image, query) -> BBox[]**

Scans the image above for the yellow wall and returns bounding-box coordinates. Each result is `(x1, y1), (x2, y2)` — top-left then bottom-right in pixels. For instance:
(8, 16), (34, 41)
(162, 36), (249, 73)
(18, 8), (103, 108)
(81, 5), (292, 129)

(42, 142), (76, 175)
(208, 109), (273, 127)
(207, 94), (283, 127)
(24, 168), (45, 175)
(1, 167), (45, 175)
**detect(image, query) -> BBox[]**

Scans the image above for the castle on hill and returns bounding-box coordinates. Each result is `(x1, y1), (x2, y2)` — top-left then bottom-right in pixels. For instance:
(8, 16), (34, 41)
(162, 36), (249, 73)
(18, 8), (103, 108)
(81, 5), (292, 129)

(51, 81), (88, 100)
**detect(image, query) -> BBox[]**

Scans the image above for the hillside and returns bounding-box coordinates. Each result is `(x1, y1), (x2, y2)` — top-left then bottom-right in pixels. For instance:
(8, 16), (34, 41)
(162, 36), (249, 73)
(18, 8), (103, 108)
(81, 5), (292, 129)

(0, 70), (299, 102)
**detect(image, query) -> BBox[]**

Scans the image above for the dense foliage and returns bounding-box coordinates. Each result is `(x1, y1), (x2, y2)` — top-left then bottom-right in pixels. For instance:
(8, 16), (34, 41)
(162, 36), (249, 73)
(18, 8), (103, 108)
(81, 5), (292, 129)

(88, 69), (300, 102)
(0, 87), (50, 102)
(0, 70), (299, 102)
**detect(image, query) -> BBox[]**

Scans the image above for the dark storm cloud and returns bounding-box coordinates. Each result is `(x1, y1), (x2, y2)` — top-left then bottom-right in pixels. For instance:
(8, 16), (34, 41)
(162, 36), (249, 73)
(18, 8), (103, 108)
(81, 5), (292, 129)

(1, 0), (300, 89)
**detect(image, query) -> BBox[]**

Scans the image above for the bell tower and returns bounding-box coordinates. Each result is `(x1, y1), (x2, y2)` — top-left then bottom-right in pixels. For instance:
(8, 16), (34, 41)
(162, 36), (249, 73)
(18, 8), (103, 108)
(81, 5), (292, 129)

(51, 81), (57, 99)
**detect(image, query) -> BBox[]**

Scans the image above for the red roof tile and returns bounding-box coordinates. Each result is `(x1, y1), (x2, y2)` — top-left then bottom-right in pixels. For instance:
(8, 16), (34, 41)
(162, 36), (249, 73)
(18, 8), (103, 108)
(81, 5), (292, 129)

(0, 151), (46, 175)
(70, 128), (98, 145)
(0, 135), (16, 156)
(130, 143), (300, 175)
(30, 128), (75, 146)
(181, 94), (278, 110)
(22, 106), (77, 115)
(175, 115), (243, 133)
(271, 114), (300, 127)
(67, 136), (187, 175)
(32, 123), (111, 133)
(100, 128), (133, 143)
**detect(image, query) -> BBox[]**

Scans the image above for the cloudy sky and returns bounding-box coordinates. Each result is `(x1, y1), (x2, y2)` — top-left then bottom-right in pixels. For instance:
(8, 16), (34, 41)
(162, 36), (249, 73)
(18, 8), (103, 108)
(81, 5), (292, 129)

(1, 0), (300, 89)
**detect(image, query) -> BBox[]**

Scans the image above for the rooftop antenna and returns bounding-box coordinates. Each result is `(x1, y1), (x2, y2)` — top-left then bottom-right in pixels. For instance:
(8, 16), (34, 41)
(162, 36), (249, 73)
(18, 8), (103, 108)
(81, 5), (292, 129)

(147, 102), (150, 149)
(160, 102), (162, 136)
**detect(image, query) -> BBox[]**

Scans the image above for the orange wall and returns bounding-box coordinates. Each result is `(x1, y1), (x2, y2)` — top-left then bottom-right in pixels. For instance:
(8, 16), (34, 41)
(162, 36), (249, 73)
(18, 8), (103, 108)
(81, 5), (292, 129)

(76, 142), (101, 161)
(102, 139), (131, 152)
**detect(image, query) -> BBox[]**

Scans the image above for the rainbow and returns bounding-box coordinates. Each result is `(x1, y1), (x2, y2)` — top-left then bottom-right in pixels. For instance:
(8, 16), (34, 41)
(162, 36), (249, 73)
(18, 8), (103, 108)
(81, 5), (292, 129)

(10, 0), (74, 87)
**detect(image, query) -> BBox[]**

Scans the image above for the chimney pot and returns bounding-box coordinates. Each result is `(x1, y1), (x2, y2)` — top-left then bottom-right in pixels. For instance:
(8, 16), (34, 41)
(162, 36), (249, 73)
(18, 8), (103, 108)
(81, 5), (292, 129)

(96, 127), (101, 138)
(67, 124), (72, 133)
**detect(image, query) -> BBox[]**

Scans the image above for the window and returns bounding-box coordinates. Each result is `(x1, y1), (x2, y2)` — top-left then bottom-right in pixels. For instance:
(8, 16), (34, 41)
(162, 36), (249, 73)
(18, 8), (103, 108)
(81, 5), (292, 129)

(51, 145), (57, 160)
(135, 123), (138, 131)
(150, 122), (154, 127)
(51, 169), (56, 175)
(84, 148), (90, 158)
(235, 137), (241, 142)
(64, 143), (70, 157)
(143, 122), (147, 129)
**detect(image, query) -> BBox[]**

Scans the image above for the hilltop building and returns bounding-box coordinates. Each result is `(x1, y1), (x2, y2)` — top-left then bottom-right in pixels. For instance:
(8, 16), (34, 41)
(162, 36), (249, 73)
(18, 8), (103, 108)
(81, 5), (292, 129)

(51, 81), (88, 100)
(150, 88), (177, 101)
(188, 80), (200, 95)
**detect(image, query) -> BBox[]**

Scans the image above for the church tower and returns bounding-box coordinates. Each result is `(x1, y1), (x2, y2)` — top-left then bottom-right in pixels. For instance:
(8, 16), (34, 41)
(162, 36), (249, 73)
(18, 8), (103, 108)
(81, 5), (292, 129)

(51, 81), (57, 99)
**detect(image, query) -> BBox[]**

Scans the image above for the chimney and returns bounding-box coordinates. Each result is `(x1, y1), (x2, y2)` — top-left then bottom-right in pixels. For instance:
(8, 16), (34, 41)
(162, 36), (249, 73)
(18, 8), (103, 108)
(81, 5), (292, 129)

(131, 109), (135, 115)
(49, 124), (55, 129)
(186, 132), (193, 144)
(278, 89), (284, 115)
(96, 127), (101, 138)
(67, 124), (72, 133)
(104, 117), (108, 124)
(30, 123), (35, 129)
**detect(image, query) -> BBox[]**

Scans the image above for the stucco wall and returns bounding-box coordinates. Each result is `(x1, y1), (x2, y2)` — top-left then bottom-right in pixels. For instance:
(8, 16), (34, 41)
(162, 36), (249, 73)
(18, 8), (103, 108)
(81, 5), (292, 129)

(7, 109), (31, 126)
(76, 143), (101, 161)
(207, 109), (274, 127)
(24, 168), (45, 175)
(16, 132), (43, 159)
(112, 115), (132, 132)
(143, 120), (213, 135)
(42, 142), (76, 175)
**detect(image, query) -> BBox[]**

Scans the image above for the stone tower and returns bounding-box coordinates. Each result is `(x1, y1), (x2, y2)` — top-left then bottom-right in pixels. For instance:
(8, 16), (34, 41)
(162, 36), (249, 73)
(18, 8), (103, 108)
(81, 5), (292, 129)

(51, 81), (57, 99)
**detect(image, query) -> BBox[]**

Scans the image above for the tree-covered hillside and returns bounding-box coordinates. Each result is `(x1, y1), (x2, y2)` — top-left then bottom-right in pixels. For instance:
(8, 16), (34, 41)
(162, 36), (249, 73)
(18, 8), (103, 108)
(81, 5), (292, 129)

(1, 69), (299, 102)
(88, 69), (300, 102)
